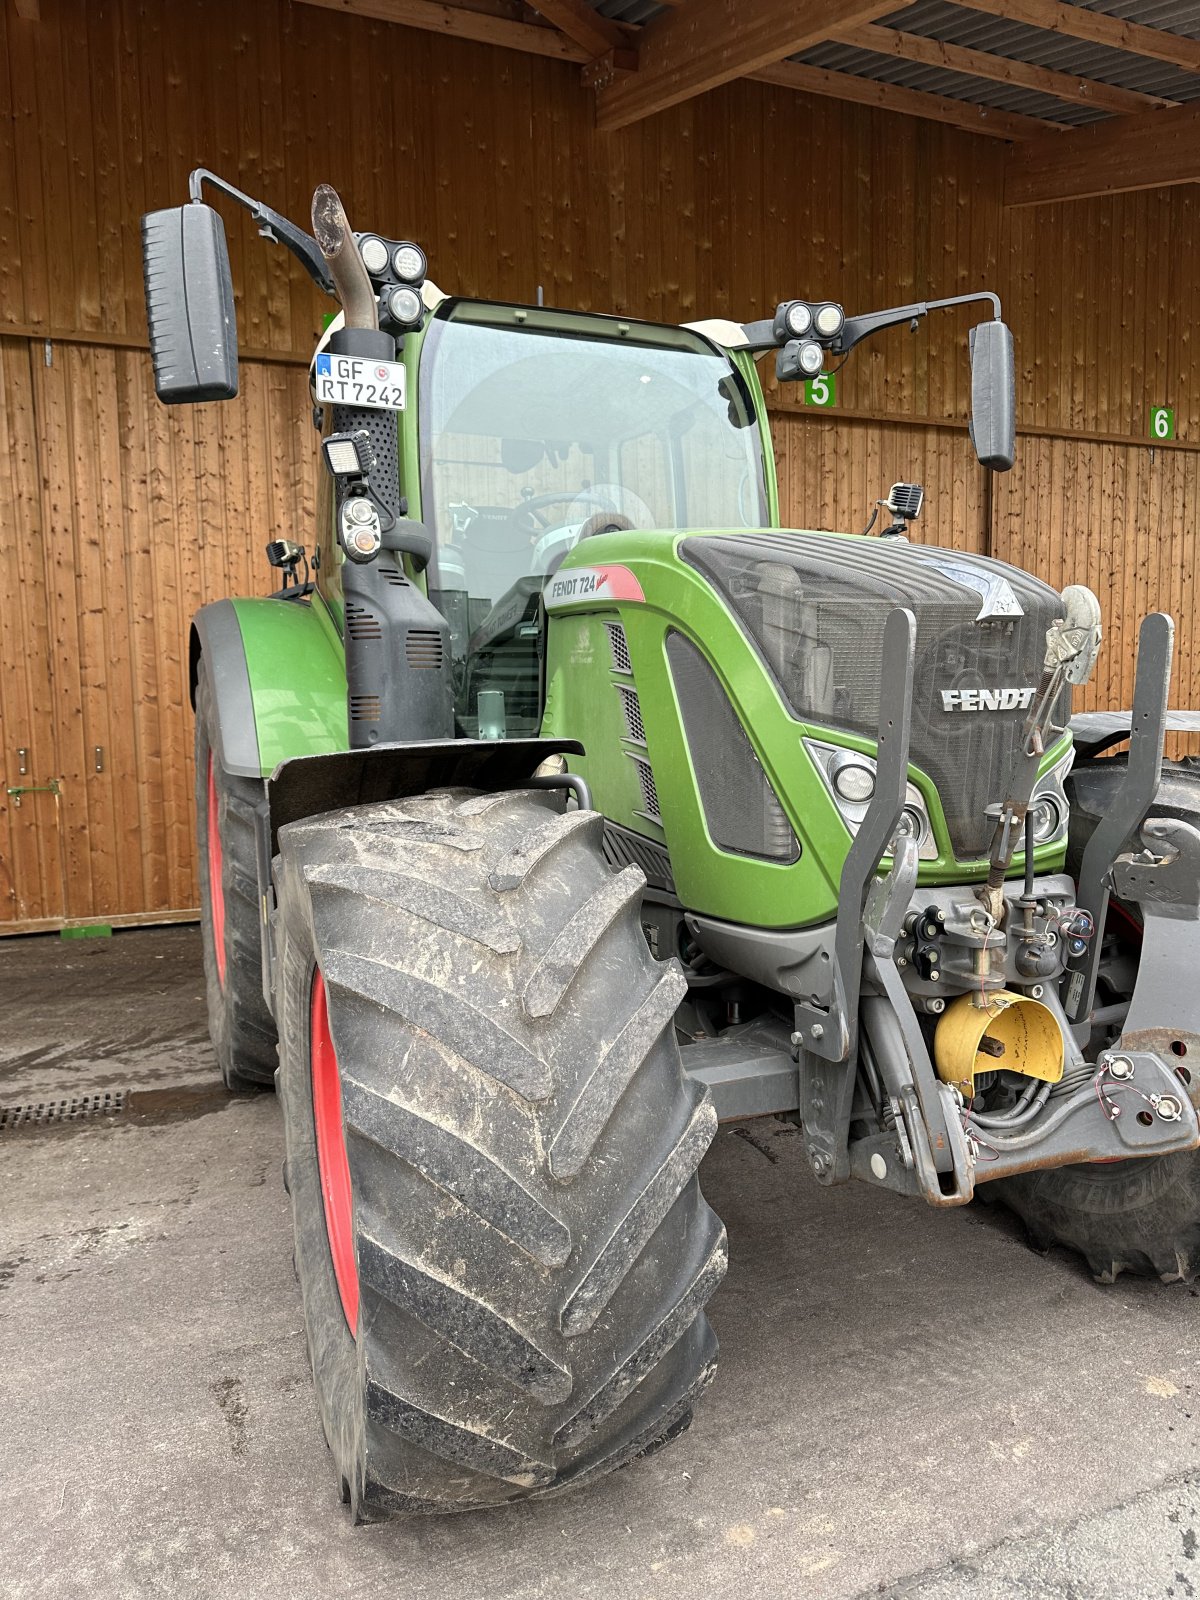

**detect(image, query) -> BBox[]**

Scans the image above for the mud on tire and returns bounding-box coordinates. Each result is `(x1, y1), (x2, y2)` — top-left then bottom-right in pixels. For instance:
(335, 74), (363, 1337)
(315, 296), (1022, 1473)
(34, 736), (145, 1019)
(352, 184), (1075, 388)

(194, 664), (277, 1091)
(274, 787), (726, 1517)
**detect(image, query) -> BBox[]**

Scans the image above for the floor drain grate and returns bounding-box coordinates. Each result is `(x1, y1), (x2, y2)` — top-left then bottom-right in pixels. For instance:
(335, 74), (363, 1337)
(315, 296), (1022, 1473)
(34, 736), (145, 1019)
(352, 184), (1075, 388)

(0, 1090), (128, 1131)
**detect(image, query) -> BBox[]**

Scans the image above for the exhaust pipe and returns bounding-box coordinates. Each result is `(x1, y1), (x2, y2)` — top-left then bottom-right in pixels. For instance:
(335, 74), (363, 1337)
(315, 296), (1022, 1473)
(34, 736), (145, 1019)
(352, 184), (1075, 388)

(311, 183), (378, 331)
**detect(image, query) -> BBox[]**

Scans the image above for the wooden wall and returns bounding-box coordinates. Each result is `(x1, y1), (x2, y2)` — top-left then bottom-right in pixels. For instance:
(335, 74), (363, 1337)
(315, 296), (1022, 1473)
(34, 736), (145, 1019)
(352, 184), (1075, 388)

(0, 0), (1196, 928)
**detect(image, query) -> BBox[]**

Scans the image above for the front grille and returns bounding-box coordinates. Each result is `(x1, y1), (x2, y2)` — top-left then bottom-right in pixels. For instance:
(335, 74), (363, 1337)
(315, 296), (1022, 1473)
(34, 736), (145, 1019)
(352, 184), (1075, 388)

(666, 631), (800, 863)
(683, 532), (1070, 861)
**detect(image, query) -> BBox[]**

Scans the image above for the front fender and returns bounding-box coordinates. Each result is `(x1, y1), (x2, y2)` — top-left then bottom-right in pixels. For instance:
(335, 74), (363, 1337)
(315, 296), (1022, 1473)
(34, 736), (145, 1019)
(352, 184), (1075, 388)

(190, 594), (348, 778)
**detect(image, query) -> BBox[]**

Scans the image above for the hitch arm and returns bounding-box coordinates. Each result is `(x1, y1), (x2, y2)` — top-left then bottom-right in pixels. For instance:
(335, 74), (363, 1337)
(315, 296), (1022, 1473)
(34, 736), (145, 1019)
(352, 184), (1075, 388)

(792, 608), (917, 1185)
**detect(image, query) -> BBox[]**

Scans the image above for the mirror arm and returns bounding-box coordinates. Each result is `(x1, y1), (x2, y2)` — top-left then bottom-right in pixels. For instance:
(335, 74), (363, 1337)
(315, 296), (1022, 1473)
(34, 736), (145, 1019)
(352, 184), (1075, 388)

(834, 291), (1002, 356)
(187, 168), (335, 297)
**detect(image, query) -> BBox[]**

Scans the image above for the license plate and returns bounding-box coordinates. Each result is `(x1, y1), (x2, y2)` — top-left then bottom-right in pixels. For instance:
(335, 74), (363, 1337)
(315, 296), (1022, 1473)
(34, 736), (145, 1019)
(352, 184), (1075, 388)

(314, 352), (406, 411)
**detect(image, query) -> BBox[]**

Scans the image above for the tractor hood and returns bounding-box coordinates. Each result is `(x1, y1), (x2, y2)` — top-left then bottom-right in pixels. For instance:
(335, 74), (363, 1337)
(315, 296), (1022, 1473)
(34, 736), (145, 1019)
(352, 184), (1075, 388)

(681, 530), (1069, 861)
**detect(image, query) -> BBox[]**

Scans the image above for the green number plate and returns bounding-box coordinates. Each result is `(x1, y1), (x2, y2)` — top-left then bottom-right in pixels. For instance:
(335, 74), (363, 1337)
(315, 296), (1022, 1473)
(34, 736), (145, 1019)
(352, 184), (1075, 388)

(805, 371), (837, 408)
(1151, 406), (1175, 441)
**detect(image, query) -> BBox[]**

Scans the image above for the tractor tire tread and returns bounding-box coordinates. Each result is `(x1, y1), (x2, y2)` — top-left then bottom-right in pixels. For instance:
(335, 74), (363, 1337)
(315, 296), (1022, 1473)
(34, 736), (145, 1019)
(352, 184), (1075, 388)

(274, 787), (724, 1517)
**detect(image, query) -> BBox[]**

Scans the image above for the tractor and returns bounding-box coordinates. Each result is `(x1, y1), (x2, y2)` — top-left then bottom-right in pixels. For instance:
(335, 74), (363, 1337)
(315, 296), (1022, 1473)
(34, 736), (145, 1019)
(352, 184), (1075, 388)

(141, 174), (1200, 1520)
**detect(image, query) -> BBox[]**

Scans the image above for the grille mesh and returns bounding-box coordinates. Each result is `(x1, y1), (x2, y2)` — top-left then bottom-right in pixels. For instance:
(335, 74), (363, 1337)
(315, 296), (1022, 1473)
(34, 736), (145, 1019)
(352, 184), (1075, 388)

(683, 533), (1069, 861)
(631, 755), (661, 820)
(617, 684), (646, 743)
(606, 621), (633, 675)
(666, 631), (800, 863)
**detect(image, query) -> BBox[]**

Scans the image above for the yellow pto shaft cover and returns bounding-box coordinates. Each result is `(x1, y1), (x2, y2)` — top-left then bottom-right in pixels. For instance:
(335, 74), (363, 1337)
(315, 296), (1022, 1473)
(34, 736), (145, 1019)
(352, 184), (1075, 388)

(933, 991), (1065, 1098)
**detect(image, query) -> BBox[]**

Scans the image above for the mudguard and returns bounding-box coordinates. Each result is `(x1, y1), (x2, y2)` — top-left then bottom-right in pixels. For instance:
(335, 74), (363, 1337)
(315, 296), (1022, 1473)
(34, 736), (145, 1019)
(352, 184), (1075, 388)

(189, 595), (348, 777)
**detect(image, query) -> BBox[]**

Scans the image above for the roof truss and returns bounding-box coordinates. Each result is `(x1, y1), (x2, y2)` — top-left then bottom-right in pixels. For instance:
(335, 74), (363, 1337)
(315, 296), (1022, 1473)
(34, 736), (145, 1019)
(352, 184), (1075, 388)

(296, 0), (1200, 202)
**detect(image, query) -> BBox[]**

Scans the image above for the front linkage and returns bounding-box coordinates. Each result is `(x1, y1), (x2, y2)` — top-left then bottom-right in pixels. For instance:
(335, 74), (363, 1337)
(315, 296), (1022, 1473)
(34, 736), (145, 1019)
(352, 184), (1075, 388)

(793, 605), (1200, 1206)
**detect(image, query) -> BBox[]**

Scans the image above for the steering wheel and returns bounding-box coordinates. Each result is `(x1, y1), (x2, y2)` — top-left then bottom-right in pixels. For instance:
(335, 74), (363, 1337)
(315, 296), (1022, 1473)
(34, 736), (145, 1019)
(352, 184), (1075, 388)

(577, 512), (635, 540)
(512, 490), (612, 532)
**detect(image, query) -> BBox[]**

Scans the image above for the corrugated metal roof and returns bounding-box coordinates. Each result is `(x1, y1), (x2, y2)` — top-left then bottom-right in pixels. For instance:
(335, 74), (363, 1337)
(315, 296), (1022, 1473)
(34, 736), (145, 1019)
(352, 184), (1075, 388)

(796, 38), (1101, 122)
(578, 0), (1200, 126)
(882, 1), (1200, 104)
(1067, 0), (1200, 39)
(589, 0), (666, 25)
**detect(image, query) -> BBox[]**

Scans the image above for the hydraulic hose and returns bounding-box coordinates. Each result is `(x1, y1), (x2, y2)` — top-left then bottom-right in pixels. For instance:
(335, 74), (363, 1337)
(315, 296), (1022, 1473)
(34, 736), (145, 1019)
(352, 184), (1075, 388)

(966, 1078), (1096, 1151)
(968, 1077), (1051, 1129)
(311, 183), (378, 330)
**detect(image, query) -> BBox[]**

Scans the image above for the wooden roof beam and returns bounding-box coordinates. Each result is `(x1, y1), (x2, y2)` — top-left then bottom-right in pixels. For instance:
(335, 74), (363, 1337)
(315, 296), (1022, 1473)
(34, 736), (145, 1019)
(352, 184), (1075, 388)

(952, 0), (1200, 75)
(752, 59), (1055, 140)
(1006, 99), (1200, 205)
(528, 0), (629, 62)
(294, 0), (589, 63)
(593, 0), (899, 131)
(833, 22), (1173, 115)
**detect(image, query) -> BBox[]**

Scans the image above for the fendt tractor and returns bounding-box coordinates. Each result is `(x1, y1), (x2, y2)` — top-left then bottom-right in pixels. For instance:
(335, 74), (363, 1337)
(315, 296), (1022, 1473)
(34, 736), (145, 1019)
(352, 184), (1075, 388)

(142, 173), (1200, 1520)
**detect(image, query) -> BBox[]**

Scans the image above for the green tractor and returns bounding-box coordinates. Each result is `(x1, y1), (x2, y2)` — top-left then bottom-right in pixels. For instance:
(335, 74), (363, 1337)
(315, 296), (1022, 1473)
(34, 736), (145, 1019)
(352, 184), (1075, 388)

(142, 175), (1200, 1520)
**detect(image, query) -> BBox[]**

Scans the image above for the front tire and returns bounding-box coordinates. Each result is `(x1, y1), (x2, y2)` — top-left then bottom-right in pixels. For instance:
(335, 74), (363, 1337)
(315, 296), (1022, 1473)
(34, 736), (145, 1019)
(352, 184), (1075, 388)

(275, 787), (726, 1517)
(991, 756), (1200, 1283)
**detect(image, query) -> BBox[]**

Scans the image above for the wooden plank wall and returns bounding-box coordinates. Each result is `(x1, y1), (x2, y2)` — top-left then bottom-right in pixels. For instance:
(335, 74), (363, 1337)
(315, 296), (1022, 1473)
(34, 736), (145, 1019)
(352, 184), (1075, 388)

(0, 0), (1196, 927)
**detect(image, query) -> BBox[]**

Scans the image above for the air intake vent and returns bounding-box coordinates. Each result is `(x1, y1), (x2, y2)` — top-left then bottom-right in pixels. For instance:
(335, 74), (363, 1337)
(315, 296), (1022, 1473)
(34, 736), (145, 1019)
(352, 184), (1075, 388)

(616, 684), (646, 744)
(666, 630), (800, 863)
(346, 601), (382, 640)
(605, 621), (632, 676)
(631, 755), (661, 822)
(602, 822), (675, 893)
(406, 629), (446, 669)
(349, 694), (381, 722)
(381, 567), (411, 587)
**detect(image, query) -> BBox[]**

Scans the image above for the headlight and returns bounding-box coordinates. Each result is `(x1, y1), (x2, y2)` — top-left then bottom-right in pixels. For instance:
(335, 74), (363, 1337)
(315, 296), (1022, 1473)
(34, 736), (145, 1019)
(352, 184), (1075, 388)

(1028, 795), (1062, 844)
(1025, 745), (1074, 849)
(322, 428), (376, 479)
(894, 806), (925, 846)
(805, 739), (938, 860)
(359, 236), (390, 276)
(830, 751), (876, 802)
(797, 341), (823, 376)
(392, 242), (427, 283)
(387, 285), (423, 326)
(785, 301), (813, 337)
(814, 302), (845, 338)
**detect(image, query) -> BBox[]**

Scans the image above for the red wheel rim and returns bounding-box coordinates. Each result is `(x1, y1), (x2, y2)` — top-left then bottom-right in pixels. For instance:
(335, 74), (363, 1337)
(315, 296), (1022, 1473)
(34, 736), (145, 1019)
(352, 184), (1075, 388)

(310, 969), (359, 1333)
(206, 753), (227, 989)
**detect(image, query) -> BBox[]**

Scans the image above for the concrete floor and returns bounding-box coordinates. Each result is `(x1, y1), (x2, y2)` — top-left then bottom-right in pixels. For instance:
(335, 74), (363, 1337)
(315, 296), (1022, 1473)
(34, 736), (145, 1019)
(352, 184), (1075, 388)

(2, 928), (1199, 1600)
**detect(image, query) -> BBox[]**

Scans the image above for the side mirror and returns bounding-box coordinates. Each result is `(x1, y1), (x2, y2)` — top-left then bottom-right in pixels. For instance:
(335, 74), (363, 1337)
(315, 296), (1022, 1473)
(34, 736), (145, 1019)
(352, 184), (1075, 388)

(969, 319), (1015, 471)
(141, 204), (238, 403)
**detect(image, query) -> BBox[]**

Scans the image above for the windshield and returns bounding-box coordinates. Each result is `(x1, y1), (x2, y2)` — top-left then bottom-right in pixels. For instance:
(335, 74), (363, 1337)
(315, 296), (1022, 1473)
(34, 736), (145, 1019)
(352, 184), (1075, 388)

(420, 306), (768, 622)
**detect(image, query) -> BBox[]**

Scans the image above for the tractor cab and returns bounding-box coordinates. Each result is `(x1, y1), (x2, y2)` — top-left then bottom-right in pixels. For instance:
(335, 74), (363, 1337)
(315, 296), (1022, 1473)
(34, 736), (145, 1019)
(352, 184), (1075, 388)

(414, 300), (772, 736)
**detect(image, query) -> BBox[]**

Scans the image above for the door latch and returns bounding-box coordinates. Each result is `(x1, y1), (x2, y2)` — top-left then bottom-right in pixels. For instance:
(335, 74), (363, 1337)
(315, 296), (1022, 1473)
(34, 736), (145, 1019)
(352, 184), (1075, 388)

(6, 778), (61, 809)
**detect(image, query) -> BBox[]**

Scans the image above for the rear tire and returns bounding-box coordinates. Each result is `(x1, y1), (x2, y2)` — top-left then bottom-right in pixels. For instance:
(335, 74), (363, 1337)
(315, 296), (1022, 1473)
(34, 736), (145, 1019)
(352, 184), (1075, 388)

(275, 787), (726, 1517)
(991, 756), (1200, 1283)
(195, 664), (278, 1091)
